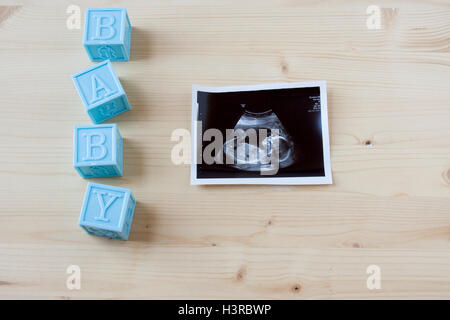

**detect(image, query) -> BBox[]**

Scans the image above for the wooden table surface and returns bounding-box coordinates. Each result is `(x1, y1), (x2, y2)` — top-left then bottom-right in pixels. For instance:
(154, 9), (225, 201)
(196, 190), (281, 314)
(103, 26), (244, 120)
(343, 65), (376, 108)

(0, 0), (448, 299)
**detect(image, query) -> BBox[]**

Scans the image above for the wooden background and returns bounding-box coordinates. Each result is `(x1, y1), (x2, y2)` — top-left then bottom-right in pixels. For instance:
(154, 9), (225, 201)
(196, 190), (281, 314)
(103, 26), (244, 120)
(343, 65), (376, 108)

(0, 0), (448, 299)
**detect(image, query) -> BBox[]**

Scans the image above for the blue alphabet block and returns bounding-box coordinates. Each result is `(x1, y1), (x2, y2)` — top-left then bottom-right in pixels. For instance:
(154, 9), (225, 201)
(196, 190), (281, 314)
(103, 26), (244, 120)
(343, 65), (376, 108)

(73, 124), (123, 178)
(72, 60), (131, 124)
(83, 8), (131, 61)
(79, 183), (136, 240)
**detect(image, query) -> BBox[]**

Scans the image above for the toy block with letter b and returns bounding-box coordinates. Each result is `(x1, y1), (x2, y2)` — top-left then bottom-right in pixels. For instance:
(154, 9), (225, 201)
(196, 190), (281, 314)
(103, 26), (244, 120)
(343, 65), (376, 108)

(72, 60), (131, 123)
(73, 124), (123, 178)
(83, 8), (131, 61)
(79, 183), (136, 240)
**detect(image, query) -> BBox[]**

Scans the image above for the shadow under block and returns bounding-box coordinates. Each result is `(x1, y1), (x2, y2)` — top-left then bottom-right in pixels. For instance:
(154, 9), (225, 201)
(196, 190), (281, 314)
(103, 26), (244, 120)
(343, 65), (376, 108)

(72, 60), (131, 123)
(79, 183), (136, 240)
(73, 124), (123, 178)
(83, 8), (131, 62)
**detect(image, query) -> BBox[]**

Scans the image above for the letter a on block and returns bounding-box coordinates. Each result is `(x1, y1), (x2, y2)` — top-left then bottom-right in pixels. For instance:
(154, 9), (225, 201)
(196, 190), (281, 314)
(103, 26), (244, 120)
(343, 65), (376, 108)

(93, 15), (116, 40)
(82, 132), (107, 161)
(93, 190), (122, 222)
(90, 74), (114, 103)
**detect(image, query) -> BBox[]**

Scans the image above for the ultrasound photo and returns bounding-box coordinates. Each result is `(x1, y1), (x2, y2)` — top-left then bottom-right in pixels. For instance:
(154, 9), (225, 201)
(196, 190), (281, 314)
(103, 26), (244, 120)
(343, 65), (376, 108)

(191, 82), (332, 185)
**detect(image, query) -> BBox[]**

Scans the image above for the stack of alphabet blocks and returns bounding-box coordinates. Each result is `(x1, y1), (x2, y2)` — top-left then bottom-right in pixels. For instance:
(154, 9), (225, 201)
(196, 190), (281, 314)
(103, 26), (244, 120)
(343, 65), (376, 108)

(72, 8), (135, 241)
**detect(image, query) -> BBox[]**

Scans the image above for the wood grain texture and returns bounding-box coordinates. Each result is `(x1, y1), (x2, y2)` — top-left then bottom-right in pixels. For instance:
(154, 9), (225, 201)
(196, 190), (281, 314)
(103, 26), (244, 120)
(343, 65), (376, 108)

(0, 0), (449, 299)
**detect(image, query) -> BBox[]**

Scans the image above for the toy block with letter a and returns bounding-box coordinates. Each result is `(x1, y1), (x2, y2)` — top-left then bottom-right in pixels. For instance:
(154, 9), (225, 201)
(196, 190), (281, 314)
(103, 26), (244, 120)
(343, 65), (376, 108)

(72, 60), (131, 123)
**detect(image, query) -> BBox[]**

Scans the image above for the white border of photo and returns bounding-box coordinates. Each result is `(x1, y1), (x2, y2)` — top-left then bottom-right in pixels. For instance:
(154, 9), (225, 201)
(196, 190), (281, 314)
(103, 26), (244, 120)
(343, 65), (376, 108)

(191, 81), (332, 185)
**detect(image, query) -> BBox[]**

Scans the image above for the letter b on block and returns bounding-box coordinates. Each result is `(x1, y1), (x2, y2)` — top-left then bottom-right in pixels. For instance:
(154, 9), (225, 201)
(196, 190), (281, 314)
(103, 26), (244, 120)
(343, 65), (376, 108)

(72, 60), (131, 123)
(79, 183), (136, 240)
(73, 124), (123, 178)
(83, 8), (131, 61)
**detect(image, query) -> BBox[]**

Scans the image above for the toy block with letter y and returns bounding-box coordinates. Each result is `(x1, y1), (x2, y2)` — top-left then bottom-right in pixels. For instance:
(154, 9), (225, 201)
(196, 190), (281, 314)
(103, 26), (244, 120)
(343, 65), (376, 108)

(83, 8), (131, 61)
(72, 60), (131, 123)
(73, 124), (123, 178)
(79, 183), (136, 240)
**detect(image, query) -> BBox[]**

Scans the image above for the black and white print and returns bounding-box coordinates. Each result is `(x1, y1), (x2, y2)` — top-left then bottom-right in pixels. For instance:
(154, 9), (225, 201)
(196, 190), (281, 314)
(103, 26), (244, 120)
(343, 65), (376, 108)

(191, 81), (332, 185)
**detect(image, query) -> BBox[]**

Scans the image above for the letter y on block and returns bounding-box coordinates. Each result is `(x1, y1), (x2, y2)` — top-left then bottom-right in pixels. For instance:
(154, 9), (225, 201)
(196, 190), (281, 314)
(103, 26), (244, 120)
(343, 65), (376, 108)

(93, 190), (122, 222)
